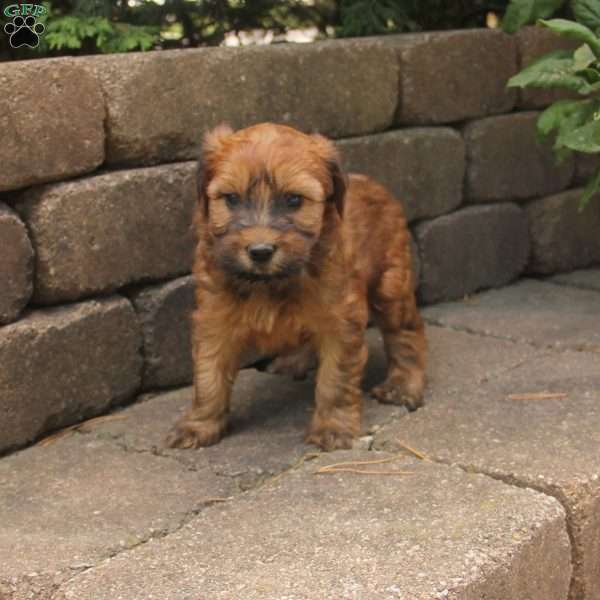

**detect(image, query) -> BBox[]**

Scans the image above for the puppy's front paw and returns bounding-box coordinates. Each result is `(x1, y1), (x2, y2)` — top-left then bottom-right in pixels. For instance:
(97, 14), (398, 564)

(165, 418), (226, 449)
(306, 425), (355, 451)
(370, 378), (424, 411)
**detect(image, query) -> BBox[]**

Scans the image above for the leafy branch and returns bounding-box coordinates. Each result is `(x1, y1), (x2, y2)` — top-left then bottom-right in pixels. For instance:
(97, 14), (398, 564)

(504, 0), (600, 207)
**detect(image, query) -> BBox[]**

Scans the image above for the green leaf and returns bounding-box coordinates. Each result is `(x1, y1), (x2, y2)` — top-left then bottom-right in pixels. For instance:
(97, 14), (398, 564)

(572, 0), (600, 32)
(537, 98), (596, 136)
(507, 49), (593, 92)
(580, 167), (600, 208)
(558, 117), (600, 152)
(502, 0), (566, 33)
(573, 43), (596, 69)
(539, 18), (600, 57)
(580, 66), (600, 82)
(536, 98), (600, 164)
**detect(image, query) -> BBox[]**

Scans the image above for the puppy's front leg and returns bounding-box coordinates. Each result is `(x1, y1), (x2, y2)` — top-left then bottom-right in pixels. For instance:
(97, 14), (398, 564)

(166, 310), (241, 449)
(307, 323), (368, 451)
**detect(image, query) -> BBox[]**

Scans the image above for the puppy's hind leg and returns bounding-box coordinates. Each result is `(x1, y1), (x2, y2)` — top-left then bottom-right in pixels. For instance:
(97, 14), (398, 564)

(370, 252), (426, 411)
(265, 343), (317, 380)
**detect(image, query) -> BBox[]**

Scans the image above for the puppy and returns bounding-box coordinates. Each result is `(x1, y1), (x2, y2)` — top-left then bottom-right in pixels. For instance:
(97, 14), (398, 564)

(167, 123), (426, 451)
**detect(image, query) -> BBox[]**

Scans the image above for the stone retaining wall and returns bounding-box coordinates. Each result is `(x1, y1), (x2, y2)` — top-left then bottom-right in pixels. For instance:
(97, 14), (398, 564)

(1, 27), (600, 454)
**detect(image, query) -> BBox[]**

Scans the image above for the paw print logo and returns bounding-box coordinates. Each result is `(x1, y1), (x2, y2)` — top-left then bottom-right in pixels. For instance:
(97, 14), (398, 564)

(4, 15), (45, 49)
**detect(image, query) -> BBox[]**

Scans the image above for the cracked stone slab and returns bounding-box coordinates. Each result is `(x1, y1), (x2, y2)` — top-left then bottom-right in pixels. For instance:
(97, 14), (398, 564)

(375, 347), (600, 600)
(86, 328), (408, 490)
(550, 268), (600, 293)
(55, 452), (570, 600)
(85, 326), (530, 489)
(0, 329), (406, 596)
(423, 278), (600, 351)
(0, 435), (234, 600)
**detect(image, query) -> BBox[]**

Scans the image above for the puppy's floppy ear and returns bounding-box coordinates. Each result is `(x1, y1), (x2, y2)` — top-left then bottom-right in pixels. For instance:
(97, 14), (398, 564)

(311, 133), (347, 218)
(197, 124), (234, 218)
(203, 123), (233, 158)
(327, 156), (347, 218)
(195, 160), (210, 219)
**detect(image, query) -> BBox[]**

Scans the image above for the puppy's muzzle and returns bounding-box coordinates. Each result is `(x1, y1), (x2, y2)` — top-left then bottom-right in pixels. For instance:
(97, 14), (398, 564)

(247, 243), (277, 264)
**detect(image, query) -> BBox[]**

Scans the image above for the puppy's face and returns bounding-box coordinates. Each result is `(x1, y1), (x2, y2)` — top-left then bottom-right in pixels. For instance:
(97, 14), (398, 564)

(198, 123), (345, 284)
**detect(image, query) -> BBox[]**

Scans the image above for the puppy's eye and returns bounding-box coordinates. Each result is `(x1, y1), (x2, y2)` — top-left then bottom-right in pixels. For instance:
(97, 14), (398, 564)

(223, 193), (241, 209)
(285, 194), (303, 209)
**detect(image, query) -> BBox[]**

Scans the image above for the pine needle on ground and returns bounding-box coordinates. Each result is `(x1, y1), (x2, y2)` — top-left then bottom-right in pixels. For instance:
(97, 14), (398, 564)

(507, 392), (568, 401)
(315, 453), (415, 476)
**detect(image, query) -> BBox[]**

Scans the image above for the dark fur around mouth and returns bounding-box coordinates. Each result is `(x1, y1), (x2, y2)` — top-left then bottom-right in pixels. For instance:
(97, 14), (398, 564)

(218, 255), (304, 284)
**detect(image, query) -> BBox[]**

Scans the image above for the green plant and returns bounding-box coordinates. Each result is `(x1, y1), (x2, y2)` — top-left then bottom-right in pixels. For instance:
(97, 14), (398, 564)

(33, 2), (158, 54)
(504, 0), (600, 207)
(336, 1), (511, 37)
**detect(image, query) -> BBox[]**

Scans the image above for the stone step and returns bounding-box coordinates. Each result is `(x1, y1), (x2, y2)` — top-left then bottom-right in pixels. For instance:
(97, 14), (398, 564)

(1, 275), (598, 599)
(378, 274), (600, 600)
(55, 452), (570, 600)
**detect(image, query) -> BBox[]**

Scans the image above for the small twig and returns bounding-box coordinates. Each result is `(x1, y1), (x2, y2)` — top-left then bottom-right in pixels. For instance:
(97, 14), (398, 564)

(395, 440), (431, 462)
(315, 452), (414, 476)
(316, 467), (415, 476)
(318, 454), (407, 471)
(202, 497), (230, 504)
(37, 414), (127, 448)
(507, 392), (568, 401)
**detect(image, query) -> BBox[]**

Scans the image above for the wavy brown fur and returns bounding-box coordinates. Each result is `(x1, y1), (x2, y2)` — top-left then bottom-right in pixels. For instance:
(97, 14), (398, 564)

(166, 123), (426, 451)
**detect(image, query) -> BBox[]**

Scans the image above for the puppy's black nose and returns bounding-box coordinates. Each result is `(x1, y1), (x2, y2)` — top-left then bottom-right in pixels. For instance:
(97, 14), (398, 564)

(247, 243), (276, 263)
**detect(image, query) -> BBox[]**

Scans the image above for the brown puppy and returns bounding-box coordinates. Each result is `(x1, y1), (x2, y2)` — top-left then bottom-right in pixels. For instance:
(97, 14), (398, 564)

(166, 123), (426, 451)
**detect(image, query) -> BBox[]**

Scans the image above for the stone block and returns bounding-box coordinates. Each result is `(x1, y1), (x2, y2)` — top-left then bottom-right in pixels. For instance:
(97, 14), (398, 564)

(0, 296), (141, 453)
(389, 29), (517, 124)
(526, 189), (600, 274)
(0, 58), (104, 192)
(0, 203), (33, 324)
(16, 163), (197, 304)
(464, 112), (573, 202)
(415, 203), (529, 304)
(338, 128), (464, 222)
(131, 276), (195, 390)
(85, 40), (398, 165)
(516, 26), (578, 109)
(550, 268), (600, 292)
(574, 152), (600, 186)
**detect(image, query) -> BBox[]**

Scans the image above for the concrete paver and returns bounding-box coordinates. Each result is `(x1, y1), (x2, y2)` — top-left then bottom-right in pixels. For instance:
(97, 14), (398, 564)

(88, 326), (530, 485)
(0, 435), (234, 599)
(55, 453), (571, 600)
(376, 317), (600, 599)
(2, 278), (598, 599)
(0, 326), (531, 599)
(550, 268), (600, 292)
(0, 331), (406, 598)
(423, 278), (600, 351)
